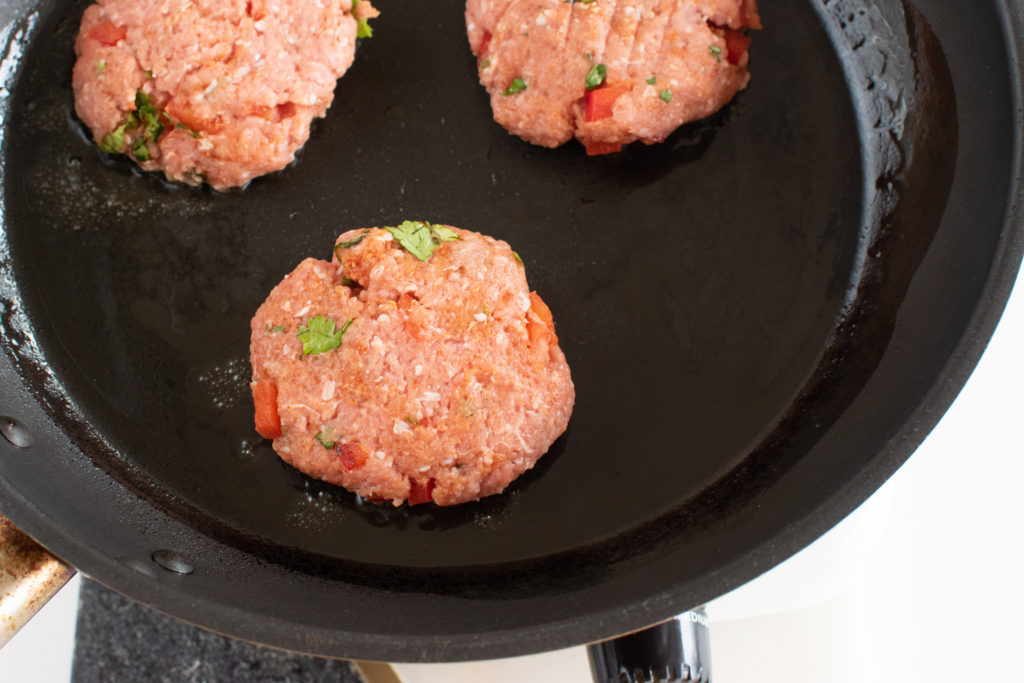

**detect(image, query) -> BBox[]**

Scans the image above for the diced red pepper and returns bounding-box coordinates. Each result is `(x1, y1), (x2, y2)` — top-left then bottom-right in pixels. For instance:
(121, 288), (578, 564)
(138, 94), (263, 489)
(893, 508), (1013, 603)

(88, 20), (126, 46)
(409, 478), (435, 506)
(724, 29), (751, 65)
(251, 382), (282, 439)
(527, 290), (559, 345)
(334, 441), (368, 471)
(477, 31), (492, 59)
(584, 85), (630, 123)
(584, 140), (624, 156)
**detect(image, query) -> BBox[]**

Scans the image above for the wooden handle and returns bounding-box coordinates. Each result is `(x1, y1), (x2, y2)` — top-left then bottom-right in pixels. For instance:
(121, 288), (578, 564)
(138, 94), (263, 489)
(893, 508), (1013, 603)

(0, 514), (75, 647)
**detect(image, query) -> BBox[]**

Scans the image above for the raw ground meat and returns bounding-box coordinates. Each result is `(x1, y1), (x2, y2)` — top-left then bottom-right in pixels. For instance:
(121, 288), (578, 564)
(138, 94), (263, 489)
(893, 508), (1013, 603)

(249, 224), (575, 506)
(72, 0), (378, 189)
(466, 0), (760, 154)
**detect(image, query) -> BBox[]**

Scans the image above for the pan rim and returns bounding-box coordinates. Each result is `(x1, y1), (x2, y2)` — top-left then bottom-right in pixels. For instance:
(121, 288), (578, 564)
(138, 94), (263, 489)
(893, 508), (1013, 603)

(0, 0), (1022, 662)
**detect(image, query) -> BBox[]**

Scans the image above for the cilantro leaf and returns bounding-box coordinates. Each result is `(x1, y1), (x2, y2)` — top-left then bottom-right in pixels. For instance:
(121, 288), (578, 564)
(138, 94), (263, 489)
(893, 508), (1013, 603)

(265, 323), (285, 333)
(176, 121), (201, 138)
(645, 76), (656, 85)
(387, 221), (437, 260)
(431, 225), (461, 243)
(132, 136), (150, 161)
(339, 230), (370, 249)
(709, 45), (722, 63)
(585, 63), (606, 90)
(99, 123), (127, 154)
(341, 276), (360, 287)
(353, 0), (374, 38)
(315, 432), (335, 449)
(659, 88), (673, 103)
(386, 221), (463, 260)
(501, 78), (527, 96)
(297, 316), (354, 355)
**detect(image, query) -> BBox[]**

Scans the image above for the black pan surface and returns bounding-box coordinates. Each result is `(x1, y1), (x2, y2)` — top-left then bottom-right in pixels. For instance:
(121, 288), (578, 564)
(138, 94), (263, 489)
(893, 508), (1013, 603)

(0, 0), (1021, 662)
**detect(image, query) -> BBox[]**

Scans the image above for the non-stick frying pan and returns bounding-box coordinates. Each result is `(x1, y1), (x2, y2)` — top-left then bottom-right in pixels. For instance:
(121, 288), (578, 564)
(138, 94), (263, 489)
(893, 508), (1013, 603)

(0, 0), (1021, 663)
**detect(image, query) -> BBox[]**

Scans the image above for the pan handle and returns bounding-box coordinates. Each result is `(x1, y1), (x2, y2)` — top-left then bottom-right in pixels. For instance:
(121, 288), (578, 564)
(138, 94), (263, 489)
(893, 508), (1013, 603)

(0, 514), (76, 647)
(587, 607), (711, 683)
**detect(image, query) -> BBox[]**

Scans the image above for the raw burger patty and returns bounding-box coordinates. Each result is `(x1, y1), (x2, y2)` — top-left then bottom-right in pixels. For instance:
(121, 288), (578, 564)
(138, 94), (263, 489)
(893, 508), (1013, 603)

(466, 0), (760, 154)
(72, 0), (378, 190)
(249, 223), (575, 506)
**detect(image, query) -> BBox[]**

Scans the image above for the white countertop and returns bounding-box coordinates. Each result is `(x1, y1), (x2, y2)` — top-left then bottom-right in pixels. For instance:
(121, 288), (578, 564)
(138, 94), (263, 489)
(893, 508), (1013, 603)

(3, 264), (1022, 682)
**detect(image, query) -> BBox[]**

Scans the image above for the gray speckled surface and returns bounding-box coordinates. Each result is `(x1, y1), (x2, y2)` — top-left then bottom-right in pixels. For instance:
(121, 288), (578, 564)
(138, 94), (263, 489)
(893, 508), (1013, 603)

(72, 579), (364, 683)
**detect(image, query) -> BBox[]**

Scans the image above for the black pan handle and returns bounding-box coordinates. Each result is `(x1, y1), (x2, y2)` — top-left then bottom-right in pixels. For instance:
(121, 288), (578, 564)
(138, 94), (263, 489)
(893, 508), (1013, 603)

(587, 607), (711, 683)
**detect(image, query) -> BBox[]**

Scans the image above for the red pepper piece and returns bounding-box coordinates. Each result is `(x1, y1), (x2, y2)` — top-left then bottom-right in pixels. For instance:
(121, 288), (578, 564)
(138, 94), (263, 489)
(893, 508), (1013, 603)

(584, 85), (630, 122)
(251, 382), (282, 439)
(583, 140), (624, 156)
(527, 291), (559, 344)
(408, 478), (435, 505)
(478, 31), (492, 59)
(724, 29), (752, 65)
(335, 441), (368, 471)
(88, 20), (126, 46)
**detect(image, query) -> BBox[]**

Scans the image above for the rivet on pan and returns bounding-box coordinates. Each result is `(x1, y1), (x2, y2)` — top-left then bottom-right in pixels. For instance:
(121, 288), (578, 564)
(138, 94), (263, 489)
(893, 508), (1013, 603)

(0, 416), (33, 448)
(117, 556), (156, 578)
(151, 549), (194, 575)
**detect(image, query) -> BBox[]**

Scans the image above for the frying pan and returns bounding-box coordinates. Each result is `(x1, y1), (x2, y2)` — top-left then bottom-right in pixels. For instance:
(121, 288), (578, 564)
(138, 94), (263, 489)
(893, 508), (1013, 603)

(0, 0), (1021, 664)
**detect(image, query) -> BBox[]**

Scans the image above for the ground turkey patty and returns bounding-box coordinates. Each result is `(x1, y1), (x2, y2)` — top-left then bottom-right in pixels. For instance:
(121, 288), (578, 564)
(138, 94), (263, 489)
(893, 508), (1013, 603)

(466, 0), (760, 154)
(249, 224), (575, 506)
(72, 0), (378, 190)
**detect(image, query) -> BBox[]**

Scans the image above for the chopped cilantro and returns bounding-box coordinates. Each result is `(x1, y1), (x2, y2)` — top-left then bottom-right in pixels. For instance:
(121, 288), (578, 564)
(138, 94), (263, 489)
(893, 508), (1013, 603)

(338, 230), (370, 249)
(645, 76), (656, 85)
(314, 432), (335, 449)
(144, 69), (153, 79)
(709, 45), (722, 62)
(297, 316), (353, 355)
(501, 78), (527, 96)
(99, 89), (193, 159)
(176, 121), (201, 138)
(513, 250), (524, 265)
(585, 63), (606, 90)
(96, 60), (106, 72)
(386, 221), (462, 261)
(386, 221), (436, 260)
(404, 415), (419, 427)
(99, 123), (127, 154)
(265, 323), (286, 333)
(479, 58), (491, 70)
(659, 88), (673, 103)
(431, 225), (461, 243)
(341, 276), (360, 287)
(352, 0), (374, 38)
(131, 136), (150, 161)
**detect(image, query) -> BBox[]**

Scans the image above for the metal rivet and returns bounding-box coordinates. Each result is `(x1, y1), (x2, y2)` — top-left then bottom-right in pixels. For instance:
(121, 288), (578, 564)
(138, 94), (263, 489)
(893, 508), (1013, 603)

(151, 549), (193, 575)
(0, 416), (33, 448)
